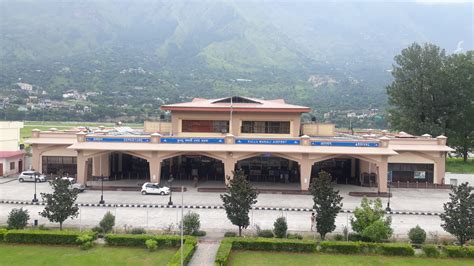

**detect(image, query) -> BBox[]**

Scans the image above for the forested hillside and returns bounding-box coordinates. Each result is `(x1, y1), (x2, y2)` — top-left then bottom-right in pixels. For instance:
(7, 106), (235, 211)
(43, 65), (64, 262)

(0, 0), (472, 127)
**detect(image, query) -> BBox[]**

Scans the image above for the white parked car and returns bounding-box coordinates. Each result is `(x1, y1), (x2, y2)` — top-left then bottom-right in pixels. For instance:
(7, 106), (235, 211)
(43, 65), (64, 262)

(61, 177), (85, 193)
(141, 182), (170, 195)
(18, 171), (46, 182)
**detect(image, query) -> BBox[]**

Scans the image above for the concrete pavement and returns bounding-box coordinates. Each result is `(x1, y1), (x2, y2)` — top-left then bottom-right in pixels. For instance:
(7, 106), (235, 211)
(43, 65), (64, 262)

(0, 181), (450, 212)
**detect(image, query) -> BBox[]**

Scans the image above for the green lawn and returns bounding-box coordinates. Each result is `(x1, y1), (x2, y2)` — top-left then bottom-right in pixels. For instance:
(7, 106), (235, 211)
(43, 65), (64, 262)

(0, 243), (176, 266)
(446, 158), (474, 173)
(20, 121), (143, 141)
(229, 251), (474, 266)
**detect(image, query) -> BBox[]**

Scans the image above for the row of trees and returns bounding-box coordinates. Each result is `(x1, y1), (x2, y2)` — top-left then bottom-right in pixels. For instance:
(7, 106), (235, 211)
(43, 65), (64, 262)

(387, 43), (473, 161)
(7, 170), (472, 245)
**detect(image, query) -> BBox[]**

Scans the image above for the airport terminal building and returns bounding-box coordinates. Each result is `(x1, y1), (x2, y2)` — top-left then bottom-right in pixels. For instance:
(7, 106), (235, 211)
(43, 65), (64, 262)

(26, 96), (453, 193)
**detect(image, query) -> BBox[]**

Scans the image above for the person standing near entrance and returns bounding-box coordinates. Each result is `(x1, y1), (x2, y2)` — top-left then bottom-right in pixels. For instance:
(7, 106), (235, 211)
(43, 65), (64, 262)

(311, 212), (316, 232)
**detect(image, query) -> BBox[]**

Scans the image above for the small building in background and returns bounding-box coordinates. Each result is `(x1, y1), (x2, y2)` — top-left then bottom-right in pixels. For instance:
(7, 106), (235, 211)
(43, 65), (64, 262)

(0, 121), (25, 177)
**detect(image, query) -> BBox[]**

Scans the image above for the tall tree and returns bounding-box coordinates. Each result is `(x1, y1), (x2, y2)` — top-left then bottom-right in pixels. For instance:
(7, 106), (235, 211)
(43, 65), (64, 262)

(387, 42), (451, 136)
(39, 178), (79, 230)
(221, 170), (258, 236)
(440, 182), (474, 245)
(309, 171), (343, 240)
(444, 51), (474, 162)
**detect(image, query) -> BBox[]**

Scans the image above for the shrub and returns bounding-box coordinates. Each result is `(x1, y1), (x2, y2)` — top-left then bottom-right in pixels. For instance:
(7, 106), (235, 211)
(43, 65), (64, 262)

(4, 230), (89, 245)
(333, 234), (344, 241)
(76, 234), (94, 250)
(130, 227), (146, 235)
(257, 229), (274, 238)
(351, 198), (392, 242)
(182, 212), (200, 235)
(191, 230), (206, 237)
(105, 234), (154, 247)
(224, 232), (237, 237)
(167, 237), (197, 266)
(0, 229), (7, 242)
(320, 241), (361, 254)
(215, 240), (233, 266)
(287, 233), (303, 240)
(361, 219), (393, 243)
(7, 208), (30, 230)
(99, 211), (115, 234)
(145, 239), (158, 252)
(408, 225), (427, 244)
(273, 217), (288, 238)
(378, 243), (415, 256)
(105, 234), (181, 247)
(76, 234), (93, 245)
(231, 237), (317, 252)
(348, 233), (372, 242)
(443, 246), (474, 258)
(422, 244), (440, 257)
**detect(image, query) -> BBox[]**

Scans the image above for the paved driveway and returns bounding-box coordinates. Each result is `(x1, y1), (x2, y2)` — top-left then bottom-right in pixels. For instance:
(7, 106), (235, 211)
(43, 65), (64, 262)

(0, 181), (450, 212)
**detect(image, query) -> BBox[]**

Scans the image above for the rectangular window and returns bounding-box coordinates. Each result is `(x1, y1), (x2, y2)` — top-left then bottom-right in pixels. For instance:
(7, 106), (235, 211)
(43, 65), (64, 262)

(10, 162), (15, 170)
(388, 163), (434, 183)
(182, 120), (229, 133)
(241, 121), (290, 134)
(42, 156), (77, 176)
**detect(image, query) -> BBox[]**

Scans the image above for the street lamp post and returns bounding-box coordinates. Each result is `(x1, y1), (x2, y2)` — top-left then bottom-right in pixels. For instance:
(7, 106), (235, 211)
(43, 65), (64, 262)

(32, 172), (38, 203)
(168, 175), (174, 206)
(99, 175), (105, 204)
(385, 182), (392, 212)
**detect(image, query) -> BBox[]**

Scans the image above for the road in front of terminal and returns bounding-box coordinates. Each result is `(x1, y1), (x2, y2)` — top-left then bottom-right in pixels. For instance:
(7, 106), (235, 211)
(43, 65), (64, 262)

(0, 179), (449, 212)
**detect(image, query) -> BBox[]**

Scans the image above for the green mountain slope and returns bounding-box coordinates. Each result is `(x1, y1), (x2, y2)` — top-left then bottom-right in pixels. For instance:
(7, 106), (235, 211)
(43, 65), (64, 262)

(0, 0), (472, 122)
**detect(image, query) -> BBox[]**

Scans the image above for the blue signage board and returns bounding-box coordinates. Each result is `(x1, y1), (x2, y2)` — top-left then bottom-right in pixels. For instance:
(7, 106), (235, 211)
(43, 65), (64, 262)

(160, 138), (225, 144)
(236, 139), (300, 145)
(311, 141), (379, 147)
(85, 137), (151, 143)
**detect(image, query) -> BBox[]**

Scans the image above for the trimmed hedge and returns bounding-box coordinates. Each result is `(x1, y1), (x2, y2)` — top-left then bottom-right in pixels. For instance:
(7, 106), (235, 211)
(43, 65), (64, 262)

(443, 246), (474, 258)
(230, 237), (317, 252)
(320, 241), (361, 254)
(167, 237), (197, 266)
(215, 240), (233, 266)
(0, 229), (7, 242)
(377, 243), (415, 256)
(105, 234), (181, 247)
(422, 244), (440, 257)
(319, 241), (414, 256)
(4, 230), (89, 245)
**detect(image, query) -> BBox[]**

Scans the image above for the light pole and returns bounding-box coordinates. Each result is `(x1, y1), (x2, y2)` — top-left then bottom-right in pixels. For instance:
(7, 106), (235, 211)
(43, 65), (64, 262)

(168, 175), (174, 206)
(99, 175), (105, 204)
(32, 172), (38, 203)
(385, 182), (392, 212)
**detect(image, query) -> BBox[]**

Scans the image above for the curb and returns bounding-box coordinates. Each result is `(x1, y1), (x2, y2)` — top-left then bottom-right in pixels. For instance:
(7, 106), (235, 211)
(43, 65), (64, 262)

(0, 199), (442, 216)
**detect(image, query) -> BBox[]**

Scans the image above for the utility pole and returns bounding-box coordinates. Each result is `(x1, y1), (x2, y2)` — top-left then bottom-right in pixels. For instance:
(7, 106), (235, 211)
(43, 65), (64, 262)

(180, 186), (184, 266)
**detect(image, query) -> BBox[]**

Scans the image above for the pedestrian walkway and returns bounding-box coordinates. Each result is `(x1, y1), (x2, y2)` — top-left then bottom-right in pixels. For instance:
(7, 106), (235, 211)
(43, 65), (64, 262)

(188, 232), (222, 266)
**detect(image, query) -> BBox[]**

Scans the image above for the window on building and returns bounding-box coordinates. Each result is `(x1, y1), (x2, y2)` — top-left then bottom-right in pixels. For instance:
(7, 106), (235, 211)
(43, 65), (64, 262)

(182, 120), (229, 133)
(42, 156), (77, 176)
(10, 162), (15, 170)
(388, 163), (434, 183)
(241, 121), (290, 134)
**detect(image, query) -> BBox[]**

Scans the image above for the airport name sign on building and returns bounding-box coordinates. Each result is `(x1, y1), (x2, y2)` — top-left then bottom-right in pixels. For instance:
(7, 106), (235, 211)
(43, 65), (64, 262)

(311, 141), (380, 147)
(160, 137), (225, 144)
(85, 137), (151, 143)
(235, 139), (300, 145)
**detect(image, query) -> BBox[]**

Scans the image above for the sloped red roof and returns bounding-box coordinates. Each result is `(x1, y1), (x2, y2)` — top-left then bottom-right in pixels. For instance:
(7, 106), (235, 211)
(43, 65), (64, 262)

(161, 96), (311, 113)
(0, 151), (25, 159)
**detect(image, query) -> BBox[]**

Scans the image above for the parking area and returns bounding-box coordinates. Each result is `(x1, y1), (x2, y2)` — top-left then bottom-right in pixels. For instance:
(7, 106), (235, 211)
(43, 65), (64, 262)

(0, 179), (450, 212)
